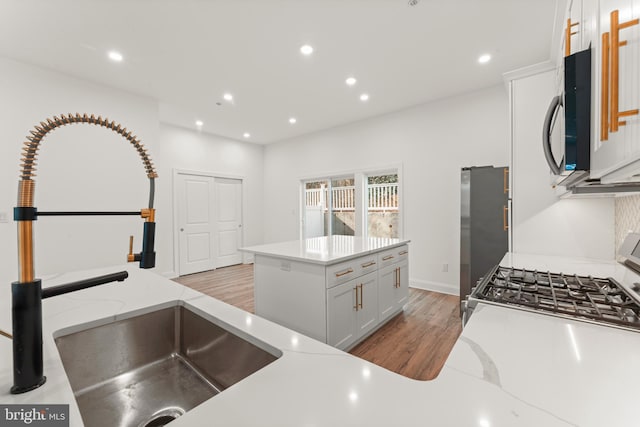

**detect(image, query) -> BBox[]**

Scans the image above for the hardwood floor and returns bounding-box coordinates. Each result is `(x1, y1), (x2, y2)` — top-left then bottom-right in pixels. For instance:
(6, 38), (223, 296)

(174, 264), (462, 381)
(174, 264), (255, 313)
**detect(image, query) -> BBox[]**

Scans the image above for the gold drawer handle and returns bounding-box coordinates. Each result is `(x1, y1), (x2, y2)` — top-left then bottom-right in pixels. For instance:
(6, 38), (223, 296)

(361, 261), (376, 268)
(601, 31), (610, 141)
(382, 255), (394, 261)
(358, 284), (363, 309)
(335, 268), (354, 277)
(609, 10), (639, 133)
(353, 286), (358, 311)
(565, 18), (579, 57)
(399, 250), (408, 256)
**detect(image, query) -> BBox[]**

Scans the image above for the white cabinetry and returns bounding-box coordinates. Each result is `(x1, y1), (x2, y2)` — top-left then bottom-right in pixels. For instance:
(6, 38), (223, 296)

(327, 271), (378, 349)
(589, 0), (640, 182)
(250, 239), (410, 351)
(378, 245), (409, 322)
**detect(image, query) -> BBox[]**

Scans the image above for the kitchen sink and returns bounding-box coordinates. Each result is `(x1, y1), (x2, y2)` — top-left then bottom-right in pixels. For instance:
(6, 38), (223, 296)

(54, 303), (281, 427)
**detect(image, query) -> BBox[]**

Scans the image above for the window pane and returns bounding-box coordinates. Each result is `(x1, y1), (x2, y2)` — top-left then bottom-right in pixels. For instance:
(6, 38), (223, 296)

(331, 177), (355, 236)
(367, 174), (398, 238)
(304, 180), (329, 237)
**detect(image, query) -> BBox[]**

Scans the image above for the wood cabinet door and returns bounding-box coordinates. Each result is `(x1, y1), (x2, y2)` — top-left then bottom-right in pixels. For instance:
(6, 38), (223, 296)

(327, 280), (358, 350)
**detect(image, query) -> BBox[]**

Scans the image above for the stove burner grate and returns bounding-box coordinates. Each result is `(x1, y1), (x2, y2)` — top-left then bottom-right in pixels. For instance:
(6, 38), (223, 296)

(474, 266), (640, 330)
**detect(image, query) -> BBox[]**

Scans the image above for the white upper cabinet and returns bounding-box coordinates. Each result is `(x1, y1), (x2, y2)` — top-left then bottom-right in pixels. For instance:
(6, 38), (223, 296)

(590, 0), (640, 182)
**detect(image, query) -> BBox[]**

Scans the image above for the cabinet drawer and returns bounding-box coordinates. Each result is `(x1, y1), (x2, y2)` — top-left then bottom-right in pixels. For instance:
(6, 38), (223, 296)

(327, 259), (360, 287)
(326, 255), (380, 288)
(377, 245), (409, 268)
(356, 255), (378, 277)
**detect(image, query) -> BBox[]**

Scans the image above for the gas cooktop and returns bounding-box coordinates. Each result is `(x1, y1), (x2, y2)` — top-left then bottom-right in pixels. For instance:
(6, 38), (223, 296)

(470, 265), (640, 331)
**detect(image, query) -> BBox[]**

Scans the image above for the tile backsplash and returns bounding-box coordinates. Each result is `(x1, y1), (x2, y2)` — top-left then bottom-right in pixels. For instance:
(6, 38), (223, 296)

(615, 195), (640, 251)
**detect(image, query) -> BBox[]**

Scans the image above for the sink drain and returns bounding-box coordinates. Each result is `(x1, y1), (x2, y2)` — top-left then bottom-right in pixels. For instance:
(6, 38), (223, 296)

(141, 408), (185, 427)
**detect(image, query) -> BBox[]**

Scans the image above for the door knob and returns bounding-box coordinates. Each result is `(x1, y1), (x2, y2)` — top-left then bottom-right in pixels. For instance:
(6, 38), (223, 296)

(180, 228), (184, 232)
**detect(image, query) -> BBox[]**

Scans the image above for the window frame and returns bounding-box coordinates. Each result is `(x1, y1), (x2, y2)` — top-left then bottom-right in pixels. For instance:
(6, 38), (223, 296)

(299, 164), (403, 240)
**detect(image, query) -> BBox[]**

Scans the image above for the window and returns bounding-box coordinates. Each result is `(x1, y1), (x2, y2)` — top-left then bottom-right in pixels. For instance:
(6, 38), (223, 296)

(302, 168), (401, 239)
(330, 177), (355, 236)
(367, 173), (398, 238)
(302, 176), (355, 238)
(303, 180), (329, 237)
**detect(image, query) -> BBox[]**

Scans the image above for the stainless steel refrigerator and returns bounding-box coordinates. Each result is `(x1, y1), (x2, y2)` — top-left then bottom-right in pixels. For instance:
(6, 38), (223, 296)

(460, 166), (509, 313)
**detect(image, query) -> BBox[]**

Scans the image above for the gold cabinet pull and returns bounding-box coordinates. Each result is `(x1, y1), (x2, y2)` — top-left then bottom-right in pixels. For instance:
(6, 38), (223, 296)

(382, 255), (394, 261)
(361, 261), (376, 268)
(335, 268), (354, 277)
(358, 284), (363, 309)
(601, 31), (610, 141)
(353, 286), (359, 311)
(503, 206), (509, 231)
(610, 10), (639, 133)
(399, 250), (408, 256)
(503, 168), (509, 194)
(565, 18), (579, 57)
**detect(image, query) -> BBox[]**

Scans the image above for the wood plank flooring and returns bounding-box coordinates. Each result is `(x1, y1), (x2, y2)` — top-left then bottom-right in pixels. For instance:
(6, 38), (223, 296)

(174, 264), (462, 381)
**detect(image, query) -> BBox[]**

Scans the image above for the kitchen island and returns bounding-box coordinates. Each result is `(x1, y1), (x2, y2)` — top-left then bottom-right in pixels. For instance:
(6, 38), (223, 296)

(1, 258), (640, 426)
(241, 236), (410, 350)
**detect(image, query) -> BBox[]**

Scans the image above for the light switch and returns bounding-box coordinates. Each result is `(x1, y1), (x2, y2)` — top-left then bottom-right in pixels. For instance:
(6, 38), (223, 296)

(0, 211), (8, 223)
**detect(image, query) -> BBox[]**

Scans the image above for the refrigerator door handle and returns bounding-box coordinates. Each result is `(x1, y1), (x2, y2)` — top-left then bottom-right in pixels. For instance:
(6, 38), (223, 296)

(503, 205), (509, 231)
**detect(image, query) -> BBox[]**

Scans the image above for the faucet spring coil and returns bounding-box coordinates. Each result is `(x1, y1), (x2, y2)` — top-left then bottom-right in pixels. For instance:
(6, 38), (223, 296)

(19, 113), (158, 186)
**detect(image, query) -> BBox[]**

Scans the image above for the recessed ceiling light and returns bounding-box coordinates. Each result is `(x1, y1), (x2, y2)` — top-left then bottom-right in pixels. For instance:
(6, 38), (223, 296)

(360, 94), (370, 102)
(478, 54), (491, 64)
(243, 132), (251, 138)
(107, 51), (123, 62)
(195, 120), (203, 127)
(300, 44), (314, 55)
(289, 117), (297, 124)
(223, 93), (233, 101)
(346, 77), (357, 86)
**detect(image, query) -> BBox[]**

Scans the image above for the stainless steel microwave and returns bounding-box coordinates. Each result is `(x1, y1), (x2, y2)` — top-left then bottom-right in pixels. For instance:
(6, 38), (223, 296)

(543, 48), (591, 179)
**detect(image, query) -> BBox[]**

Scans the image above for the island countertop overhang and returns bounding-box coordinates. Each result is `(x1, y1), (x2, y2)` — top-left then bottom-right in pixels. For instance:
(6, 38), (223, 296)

(240, 236), (411, 265)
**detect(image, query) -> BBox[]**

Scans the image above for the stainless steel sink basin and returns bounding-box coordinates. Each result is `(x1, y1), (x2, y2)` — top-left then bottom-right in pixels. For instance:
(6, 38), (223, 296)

(54, 303), (281, 427)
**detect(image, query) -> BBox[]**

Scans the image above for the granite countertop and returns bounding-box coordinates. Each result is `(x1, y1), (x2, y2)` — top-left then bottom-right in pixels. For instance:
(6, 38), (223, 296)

(1, 254), (639, 426)
(241, 236), (410, 265)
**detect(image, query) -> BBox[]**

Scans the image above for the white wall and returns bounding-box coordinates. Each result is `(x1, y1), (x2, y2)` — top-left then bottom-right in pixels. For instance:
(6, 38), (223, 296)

(263, 85), (510, 295)
(0, 57), (264, 286)
(156, 124), (265, 273)
(510, 69), (615, 259)
(0, 57), (160, 286)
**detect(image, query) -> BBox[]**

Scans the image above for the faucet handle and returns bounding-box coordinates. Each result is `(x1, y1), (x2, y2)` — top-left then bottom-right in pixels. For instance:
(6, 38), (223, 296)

(127, 235), (136, 262)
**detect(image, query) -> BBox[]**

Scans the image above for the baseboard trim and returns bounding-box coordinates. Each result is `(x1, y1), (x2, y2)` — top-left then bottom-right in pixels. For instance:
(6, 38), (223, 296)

(161, 271), (178, 279)
(410, 278), (459, 296)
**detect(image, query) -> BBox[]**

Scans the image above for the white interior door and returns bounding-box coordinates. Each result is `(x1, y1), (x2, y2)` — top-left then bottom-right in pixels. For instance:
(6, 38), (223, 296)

(177, 173), (215, 275)
(214, 177), (243, 268)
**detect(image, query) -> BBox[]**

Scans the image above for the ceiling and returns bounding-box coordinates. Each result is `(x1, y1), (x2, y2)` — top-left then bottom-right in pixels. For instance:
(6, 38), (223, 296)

(0, 0), (562, 144)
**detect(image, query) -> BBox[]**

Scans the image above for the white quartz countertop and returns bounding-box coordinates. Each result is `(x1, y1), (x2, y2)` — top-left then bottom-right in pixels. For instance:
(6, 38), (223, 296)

(240, 236), (410, 265)
(1, 255), (640, 426)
